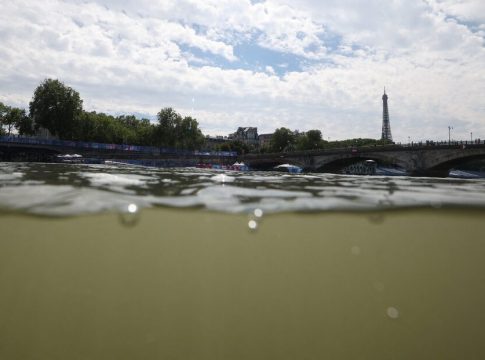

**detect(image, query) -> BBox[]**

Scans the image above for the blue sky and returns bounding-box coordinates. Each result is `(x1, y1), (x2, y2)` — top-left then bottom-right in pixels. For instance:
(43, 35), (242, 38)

(1, 0), (485, 143)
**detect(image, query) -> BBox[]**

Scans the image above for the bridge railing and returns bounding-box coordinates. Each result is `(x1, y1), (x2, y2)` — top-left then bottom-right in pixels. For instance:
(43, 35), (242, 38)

(0, 136), (237, 157)
(244, 139), (485, 157)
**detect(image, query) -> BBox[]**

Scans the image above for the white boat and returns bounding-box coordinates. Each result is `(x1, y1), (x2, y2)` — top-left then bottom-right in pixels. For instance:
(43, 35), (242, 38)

(274, 163), (302, 174)
(55, 154), (84, 164)
(232, 162), (249, 171)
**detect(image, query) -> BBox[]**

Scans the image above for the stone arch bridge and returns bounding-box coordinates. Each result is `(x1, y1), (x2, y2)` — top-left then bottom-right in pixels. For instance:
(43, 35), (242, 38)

(241, 144), (485, 177)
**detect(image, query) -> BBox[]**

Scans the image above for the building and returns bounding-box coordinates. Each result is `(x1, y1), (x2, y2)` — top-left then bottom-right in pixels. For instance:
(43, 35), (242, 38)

(258, 133), (273, 148)
(229, 127), (259, 146)
(381, 88), (393, 142)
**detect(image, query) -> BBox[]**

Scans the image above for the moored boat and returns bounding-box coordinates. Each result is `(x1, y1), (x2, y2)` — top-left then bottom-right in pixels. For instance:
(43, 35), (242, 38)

(274, 163), (303, 174)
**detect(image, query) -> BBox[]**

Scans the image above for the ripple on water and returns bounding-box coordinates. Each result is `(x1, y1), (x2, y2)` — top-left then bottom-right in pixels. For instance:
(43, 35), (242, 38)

(81, 172), (157, 187)
(1, 162), (485, 216)
(210, 174), (236, 183)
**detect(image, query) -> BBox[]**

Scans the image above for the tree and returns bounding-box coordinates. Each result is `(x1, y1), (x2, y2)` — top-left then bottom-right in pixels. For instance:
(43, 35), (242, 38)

(117, 115), (156, 146)
(29, 79), (83, 139)
(174, 116), (205, 150)
(306, 130), (323, 147)
(324, 138), (388, 149)
(270, 127), (296, 152)
(85, 112), (117, 143)
(0, 102), (10, 135)
(155, 108), (204, 150)
(0, 103), (34, 136)
(218, 140), (250, 155)
(11, 108), (34, 136)
(295, 129), (324, 150)
(156, 107), (180, 147)
(135, 118), (156, 146)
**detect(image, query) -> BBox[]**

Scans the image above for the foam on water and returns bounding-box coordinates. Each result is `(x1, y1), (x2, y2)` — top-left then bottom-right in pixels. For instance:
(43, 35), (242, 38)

(1, 162), (485, 216)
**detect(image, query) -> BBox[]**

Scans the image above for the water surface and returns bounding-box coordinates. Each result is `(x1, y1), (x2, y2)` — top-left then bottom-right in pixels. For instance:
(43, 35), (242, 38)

(1, 162), (485, 216)
(1, 162), (485, 360)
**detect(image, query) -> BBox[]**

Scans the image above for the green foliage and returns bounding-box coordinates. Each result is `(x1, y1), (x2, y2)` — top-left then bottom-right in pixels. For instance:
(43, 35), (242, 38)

(325, 138), (389, 149)
(2, 108), (17, 135)
(155, 108), (204, 150)
(0, 102), (34, 136)
(295, 129), (324, 150)
(10, 108), (33, 135)
(217, 140), (251, 155)
(262, 127), (388, 154)
(23, 80), (205, 149)
(15, 110), (35, 136)
(0, 102), (8, 118)
(306, 130), (324, 146)
(174, 116), (205, 150)
(74, 107), (204, 149)
(0, 102), (9, 135)
(156, 108), (180, 147)
(29, 79), (83, 140)
(78, 111), (157, 146)
(269, 127), (296, 152)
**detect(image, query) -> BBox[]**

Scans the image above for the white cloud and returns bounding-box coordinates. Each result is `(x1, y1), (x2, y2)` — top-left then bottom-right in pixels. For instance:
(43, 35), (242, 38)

(428, 0), (485, 23)
(0, 0), (484, 143)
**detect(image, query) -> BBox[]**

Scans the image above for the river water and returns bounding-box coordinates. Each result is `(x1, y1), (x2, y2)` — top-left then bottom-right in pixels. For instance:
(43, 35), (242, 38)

(1, 162), (485, 359)
(1, 162), (485, 215)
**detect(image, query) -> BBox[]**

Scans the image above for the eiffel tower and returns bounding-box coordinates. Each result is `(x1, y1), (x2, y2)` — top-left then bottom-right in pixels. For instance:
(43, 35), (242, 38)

(381, 88), (393, 142)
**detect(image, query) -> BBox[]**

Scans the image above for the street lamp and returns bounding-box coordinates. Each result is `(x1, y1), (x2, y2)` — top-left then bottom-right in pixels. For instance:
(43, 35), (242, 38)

(448, 126), (453, 145)
(471, 132), (473, 143)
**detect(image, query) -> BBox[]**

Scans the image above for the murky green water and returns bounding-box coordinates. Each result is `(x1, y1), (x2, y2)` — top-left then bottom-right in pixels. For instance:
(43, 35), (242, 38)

(1, 162), (485, 359)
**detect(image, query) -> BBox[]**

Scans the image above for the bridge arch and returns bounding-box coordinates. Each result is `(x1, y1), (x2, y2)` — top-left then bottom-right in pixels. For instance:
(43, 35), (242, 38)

(241, 144), (485, 175)
(313, 152), (410, 173)
(423, 152), (485, 175)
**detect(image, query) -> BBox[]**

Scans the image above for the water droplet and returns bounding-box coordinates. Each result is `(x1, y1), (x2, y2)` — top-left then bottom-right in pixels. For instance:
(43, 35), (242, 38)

(386, 307), (400, 319)
(351, 246), (361, 255)
(248, 220), (258, 231)
(254, 208), (263, 218)
(373, 282), (385, 292)
(119, 203), (140, 227)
